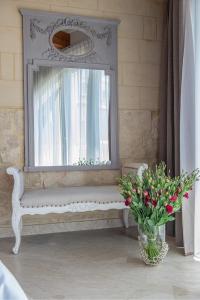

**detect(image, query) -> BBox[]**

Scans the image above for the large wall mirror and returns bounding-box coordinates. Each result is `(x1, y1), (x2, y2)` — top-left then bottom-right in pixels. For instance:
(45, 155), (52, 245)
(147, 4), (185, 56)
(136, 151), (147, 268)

(21, 9), (119, 171)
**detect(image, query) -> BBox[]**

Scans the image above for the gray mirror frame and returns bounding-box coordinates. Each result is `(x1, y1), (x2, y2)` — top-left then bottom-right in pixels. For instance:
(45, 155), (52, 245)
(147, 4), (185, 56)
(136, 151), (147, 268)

(20, 9), (120, 172)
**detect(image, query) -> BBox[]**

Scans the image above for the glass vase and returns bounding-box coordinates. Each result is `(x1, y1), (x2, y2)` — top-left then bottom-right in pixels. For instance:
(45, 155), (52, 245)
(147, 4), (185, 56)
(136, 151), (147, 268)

(138, 224), (168, 266)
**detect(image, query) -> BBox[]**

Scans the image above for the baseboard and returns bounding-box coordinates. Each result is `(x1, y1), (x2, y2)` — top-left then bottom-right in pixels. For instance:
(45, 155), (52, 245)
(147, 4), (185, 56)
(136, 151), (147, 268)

(0, 218), (133, 238)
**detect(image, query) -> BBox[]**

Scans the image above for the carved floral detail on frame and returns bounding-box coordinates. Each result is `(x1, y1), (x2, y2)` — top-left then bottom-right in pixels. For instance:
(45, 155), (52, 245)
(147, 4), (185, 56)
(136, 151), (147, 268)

(41, 47), (97, 63)
(30, 17), (112, 62)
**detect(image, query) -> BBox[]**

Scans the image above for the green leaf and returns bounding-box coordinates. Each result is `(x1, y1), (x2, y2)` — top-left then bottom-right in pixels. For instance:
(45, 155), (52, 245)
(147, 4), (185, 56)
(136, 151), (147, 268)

(167, 216), (175, 222)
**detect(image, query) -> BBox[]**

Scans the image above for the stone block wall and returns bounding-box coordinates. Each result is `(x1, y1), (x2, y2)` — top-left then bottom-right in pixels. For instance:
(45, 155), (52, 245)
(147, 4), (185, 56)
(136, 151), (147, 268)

(0, 0), (167, 236)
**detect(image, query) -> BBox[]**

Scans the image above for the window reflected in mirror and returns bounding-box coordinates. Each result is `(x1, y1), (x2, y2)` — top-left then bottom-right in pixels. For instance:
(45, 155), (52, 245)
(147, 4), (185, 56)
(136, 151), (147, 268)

(33, 66), (111, 167)
(52, 29), (93, 56)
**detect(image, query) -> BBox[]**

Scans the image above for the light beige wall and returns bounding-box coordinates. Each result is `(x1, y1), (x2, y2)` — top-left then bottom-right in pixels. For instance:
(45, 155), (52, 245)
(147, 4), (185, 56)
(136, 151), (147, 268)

(0, 0), (167, 233)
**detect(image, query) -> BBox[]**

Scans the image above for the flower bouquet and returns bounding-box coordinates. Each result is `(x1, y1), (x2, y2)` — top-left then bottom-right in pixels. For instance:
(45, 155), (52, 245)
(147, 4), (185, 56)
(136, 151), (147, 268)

(119, 162), (199, 265)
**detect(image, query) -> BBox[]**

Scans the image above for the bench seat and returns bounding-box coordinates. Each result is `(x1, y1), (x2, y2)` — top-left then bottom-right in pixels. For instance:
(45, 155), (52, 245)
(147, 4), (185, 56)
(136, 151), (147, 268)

(7, 163), (148, 254)
(21, 185), (124, 208)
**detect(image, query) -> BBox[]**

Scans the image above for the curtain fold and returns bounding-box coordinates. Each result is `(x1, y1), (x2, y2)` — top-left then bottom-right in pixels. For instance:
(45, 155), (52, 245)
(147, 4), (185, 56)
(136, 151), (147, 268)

(180, 0), (196, 255)
(159, 0), (181, 178)
(180, 0), (200, 259)
(159, 0), (200, 257)
(159, 0), (181, 237)
(33, 67), (63, 166)
(86, 70), (110, 163)
(194, 0), (200, 261)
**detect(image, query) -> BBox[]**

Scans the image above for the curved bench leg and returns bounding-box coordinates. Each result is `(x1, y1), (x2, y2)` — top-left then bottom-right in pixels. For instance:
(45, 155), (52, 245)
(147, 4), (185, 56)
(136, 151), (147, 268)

(123, 208), (129, 228)
(12, 211), (22, 254)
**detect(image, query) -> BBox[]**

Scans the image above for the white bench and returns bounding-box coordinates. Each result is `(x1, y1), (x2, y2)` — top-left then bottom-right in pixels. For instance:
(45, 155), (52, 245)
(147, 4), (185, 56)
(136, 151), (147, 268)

(7, 164), (148, 254)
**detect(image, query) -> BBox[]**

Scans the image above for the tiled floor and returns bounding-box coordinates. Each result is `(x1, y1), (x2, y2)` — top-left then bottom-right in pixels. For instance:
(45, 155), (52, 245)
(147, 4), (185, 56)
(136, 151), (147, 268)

(0, 228), (199, 300)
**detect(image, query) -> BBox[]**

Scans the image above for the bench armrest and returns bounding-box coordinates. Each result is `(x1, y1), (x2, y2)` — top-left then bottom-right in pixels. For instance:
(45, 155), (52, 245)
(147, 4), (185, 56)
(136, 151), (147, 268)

(7, 167), (24, 208)
(137, 163), (148, 179)
(122, 162), (148, 178)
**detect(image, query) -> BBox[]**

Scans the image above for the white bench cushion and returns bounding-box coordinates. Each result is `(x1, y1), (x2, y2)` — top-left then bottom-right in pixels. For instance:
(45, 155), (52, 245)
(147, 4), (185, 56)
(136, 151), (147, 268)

(21, 185), (124, 208)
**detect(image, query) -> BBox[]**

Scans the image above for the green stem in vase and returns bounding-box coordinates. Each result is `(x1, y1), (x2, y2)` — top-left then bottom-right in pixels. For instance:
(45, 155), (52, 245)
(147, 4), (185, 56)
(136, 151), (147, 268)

(144, 238), (160, 262)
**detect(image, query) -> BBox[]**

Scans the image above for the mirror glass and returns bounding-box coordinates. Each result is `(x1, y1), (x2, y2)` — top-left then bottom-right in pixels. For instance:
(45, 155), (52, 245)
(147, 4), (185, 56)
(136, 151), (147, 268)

(52, 30), (93, 56)
(33, 66), (111, 167)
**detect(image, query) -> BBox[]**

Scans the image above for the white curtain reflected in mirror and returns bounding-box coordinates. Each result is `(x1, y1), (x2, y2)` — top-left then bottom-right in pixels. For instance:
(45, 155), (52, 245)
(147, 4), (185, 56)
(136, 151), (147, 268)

(33, 66), (111, 167)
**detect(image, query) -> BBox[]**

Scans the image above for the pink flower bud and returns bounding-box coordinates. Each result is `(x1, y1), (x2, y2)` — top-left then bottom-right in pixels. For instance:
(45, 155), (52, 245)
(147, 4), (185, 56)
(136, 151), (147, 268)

(124, 197), (132, 206)
(169, 195), (178, 202)
(152, 200), (157, 207)
(184, 192), (189, 199)
(166, 204), (173, 214)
